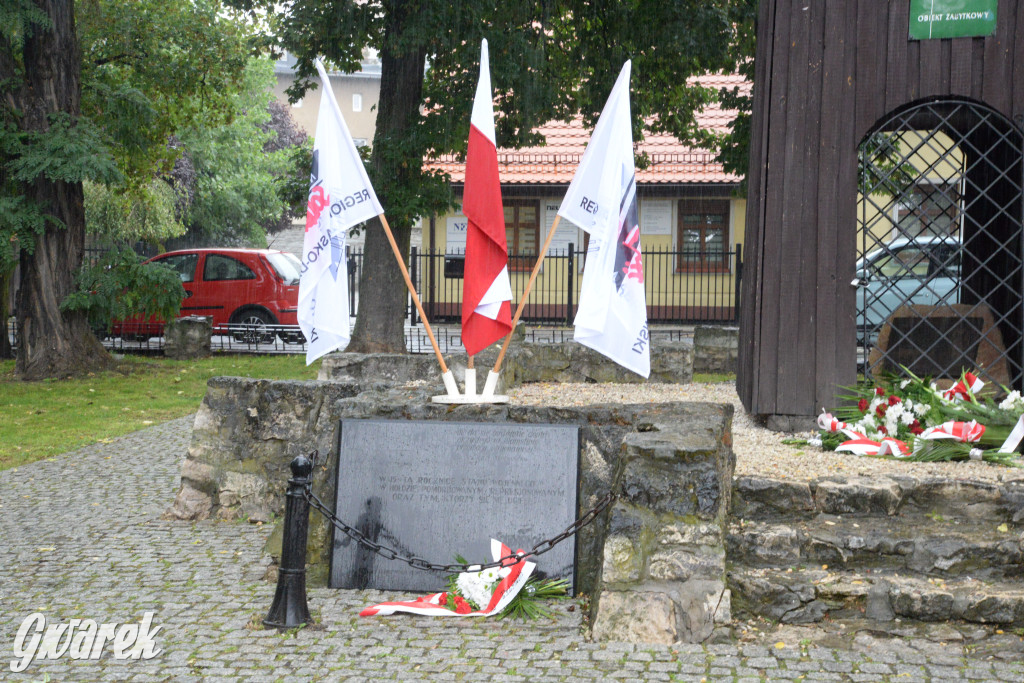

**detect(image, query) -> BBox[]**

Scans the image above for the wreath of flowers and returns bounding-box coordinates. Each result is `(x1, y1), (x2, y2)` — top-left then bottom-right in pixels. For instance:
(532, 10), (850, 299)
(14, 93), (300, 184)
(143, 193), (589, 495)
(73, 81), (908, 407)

(813, 368), (1024, 467)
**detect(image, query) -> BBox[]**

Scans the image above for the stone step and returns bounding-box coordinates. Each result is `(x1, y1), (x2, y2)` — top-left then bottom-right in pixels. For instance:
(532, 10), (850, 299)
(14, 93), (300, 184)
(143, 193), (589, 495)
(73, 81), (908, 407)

(727, 515), (1024, 579)
(732, 474), (1024, 523)
(729, 566), (1024, 626)
(732, 617), (1024, 665)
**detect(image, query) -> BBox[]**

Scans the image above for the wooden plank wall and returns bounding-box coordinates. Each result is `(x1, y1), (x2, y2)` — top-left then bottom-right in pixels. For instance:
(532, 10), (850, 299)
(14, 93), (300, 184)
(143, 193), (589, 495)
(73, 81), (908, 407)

(738, 0), (1024, 420)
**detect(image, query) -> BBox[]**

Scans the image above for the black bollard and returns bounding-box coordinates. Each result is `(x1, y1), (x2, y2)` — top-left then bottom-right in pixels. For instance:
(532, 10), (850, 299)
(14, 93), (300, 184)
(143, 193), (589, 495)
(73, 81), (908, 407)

(263, 454), (314, 629)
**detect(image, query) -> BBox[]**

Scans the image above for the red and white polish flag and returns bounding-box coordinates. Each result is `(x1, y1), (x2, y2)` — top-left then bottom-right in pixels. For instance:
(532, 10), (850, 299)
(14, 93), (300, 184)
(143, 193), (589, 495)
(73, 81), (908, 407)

(461, 39), (513, 356)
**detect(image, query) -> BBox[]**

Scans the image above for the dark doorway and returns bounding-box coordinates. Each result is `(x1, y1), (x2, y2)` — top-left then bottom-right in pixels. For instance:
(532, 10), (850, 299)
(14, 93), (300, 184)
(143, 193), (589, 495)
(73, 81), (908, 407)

(857, 98), (1024, 389)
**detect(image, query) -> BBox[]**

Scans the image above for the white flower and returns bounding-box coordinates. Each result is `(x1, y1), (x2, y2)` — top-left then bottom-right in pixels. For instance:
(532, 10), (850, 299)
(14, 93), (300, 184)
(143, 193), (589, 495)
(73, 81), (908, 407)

(900, 379), (911, 389)
(808, 436), (822, 448)
(480, 567), (501, 584)
(999, 391), (1024, 413)
(456, 571), (493, 609)
(914, 403), (931, 417)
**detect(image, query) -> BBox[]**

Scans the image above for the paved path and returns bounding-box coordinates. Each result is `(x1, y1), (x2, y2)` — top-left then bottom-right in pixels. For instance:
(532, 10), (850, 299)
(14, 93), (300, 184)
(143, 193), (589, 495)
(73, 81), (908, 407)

(1, 418), (1023, 682)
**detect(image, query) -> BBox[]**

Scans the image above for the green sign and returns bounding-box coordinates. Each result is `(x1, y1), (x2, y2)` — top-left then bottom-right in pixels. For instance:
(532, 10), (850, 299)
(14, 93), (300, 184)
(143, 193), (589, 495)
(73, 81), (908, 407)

(909, 0), (997, 40)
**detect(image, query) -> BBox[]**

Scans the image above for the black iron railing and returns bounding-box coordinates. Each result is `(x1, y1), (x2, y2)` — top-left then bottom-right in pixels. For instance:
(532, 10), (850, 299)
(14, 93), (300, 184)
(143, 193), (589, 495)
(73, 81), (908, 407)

(348, 244), (743, 325)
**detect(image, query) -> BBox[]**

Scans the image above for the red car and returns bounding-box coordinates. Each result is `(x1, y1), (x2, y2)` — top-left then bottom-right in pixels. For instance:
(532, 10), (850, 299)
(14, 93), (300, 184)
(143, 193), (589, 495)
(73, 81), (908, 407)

(112, 248), (303, 343)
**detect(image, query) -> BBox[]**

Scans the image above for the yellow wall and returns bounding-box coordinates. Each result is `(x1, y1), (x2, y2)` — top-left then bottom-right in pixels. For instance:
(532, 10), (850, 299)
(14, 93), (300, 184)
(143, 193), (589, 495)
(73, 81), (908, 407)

(421, 194), (746, 314)
(857, 130), (964, 256)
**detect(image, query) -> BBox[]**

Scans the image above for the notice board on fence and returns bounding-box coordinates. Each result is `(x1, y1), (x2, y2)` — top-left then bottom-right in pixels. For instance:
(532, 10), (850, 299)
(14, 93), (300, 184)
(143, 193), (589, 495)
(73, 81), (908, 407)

(329, 419), (580, 593)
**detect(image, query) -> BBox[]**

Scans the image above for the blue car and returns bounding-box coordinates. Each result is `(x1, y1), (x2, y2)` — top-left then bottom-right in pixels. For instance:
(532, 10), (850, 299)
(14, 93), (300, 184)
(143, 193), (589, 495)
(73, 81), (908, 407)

(853, 236), (961, 344)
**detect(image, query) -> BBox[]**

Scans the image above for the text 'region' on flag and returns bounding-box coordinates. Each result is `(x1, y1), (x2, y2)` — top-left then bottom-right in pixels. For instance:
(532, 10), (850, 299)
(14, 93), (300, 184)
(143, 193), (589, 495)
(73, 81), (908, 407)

(298, 60), (383, 364)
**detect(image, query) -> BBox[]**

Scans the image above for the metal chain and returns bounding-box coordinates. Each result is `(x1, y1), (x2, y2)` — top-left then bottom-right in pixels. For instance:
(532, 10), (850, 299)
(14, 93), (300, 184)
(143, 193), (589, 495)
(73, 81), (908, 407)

(304, 486), (615, 574)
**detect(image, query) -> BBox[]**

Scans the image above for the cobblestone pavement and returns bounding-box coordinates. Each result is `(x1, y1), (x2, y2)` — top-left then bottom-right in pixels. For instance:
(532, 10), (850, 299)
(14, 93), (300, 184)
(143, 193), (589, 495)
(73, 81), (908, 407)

(2, 417), (1023, 682)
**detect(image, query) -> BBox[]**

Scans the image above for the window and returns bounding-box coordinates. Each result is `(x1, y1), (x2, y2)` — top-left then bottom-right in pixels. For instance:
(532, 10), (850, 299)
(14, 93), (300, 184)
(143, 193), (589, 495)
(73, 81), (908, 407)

(352, 93), (363, 112)
(894, 181), (960, 239)
(203, 254), (256, 281)
(154, 253), (199, 283)
(677, 199), (729, 272)
(504, 200), (540, 271)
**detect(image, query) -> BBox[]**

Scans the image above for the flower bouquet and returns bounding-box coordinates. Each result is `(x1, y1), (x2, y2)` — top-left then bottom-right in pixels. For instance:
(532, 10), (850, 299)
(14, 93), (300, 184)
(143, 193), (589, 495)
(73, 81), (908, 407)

(815, 368), (1024, 467)
(360, 539), (569, 619)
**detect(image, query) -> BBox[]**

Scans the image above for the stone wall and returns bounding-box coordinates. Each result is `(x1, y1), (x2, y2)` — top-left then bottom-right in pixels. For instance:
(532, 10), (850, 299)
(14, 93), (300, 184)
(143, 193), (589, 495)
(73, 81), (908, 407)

(592, 407), (735, 644)
(319, 340), (695, 388)
(164, 316), (212, 360)
(169, 374), (734, 643)
(692, 326), (738, 375)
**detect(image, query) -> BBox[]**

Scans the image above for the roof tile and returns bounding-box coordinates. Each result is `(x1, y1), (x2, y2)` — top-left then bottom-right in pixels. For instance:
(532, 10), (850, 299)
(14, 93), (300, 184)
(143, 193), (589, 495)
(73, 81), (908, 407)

(427, 74), (750, 186)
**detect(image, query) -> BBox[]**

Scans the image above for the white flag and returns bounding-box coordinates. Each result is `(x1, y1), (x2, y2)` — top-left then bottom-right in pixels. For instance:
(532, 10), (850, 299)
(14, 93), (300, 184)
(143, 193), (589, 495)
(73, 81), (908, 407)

(558, 61), (649, 378)
(299, 60), (384, 365)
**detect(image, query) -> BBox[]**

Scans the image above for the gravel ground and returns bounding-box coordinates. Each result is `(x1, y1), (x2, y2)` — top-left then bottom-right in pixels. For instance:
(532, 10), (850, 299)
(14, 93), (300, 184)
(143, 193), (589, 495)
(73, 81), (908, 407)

(509, 381), (1024, 483)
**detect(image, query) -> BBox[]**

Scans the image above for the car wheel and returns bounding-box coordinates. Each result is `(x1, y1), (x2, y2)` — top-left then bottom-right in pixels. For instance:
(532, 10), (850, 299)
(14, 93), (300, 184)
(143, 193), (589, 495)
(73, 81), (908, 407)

(231, 310), (276, 344)
(280, 329), (306, 344)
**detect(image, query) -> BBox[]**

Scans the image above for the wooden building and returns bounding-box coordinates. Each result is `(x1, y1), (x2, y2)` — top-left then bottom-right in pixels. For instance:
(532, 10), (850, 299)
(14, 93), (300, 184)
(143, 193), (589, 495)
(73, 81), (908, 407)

(738, 0), (1024, 428)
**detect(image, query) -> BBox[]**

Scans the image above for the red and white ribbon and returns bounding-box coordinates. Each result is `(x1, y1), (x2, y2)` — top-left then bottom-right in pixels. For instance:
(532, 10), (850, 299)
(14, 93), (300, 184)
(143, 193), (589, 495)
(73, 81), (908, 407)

(917, 420), (986, 442)
(817, 411), (849, 432)
(917, 420), (986, 443)
(360, 539), (535, 618)
(816, 411), (868, 442)
(836, 437), (910, 458)
(941, 372), (984, 402)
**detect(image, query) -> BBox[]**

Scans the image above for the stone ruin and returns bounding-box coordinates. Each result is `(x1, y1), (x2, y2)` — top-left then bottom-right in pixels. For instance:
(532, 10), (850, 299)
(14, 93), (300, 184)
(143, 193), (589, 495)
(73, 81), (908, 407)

(168, 338), (740, 644)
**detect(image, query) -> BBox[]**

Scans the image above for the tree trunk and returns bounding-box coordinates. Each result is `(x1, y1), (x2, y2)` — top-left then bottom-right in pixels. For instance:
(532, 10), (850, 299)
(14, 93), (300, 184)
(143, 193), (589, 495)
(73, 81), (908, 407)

(0, 271), (12, 360)
(347, 9), (428, 354)
(12, 0), (110, 379)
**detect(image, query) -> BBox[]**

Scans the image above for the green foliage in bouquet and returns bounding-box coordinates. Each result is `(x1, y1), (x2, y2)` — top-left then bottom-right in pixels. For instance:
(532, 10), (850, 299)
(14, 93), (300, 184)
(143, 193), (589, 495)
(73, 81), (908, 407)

(498, 577), (570, 621)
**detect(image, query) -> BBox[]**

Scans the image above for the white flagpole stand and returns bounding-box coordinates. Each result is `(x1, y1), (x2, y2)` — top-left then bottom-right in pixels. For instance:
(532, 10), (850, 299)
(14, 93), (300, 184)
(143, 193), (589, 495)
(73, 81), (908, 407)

(431, 368), (508, 404)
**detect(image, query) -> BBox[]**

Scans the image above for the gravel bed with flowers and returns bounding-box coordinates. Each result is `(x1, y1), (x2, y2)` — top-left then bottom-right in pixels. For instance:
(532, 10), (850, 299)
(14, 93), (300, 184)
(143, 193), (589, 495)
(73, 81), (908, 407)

(508, 381), (1024, 483)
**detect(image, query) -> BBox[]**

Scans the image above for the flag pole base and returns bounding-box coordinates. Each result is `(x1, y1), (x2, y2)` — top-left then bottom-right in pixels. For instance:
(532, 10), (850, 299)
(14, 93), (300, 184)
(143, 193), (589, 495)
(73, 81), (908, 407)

(481, 370), (500, 398)
(431, 369), (508, 403)
(430, 394), (509, 404)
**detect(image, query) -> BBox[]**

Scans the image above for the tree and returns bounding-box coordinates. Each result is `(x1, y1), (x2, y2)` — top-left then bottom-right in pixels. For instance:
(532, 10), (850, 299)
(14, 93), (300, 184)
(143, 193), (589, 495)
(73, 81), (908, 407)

(230, 0), (755, 352)
(172, 59), (308, 248)
(1, 0), (120, 377)
(1, 0), (252, 377)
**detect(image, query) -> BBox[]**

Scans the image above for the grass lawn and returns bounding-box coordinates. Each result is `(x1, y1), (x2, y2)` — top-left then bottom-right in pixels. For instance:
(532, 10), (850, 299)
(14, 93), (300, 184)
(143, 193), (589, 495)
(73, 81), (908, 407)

(0, 354), (320, 471)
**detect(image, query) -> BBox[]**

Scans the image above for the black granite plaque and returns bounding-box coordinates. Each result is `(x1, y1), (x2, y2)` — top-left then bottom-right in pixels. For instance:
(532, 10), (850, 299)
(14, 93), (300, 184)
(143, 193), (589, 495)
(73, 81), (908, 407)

(329, 419), (580, 593)
(881, 315), (984, 377)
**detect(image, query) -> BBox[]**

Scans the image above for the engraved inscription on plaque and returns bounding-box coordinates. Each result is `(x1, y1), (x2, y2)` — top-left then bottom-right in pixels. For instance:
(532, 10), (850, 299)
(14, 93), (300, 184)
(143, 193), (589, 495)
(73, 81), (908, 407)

(330, 419), (580, 593)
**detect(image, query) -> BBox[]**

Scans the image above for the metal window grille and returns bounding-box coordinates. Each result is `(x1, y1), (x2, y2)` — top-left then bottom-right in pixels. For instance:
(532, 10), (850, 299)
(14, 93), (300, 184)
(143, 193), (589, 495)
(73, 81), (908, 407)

(857, 99), (1024, 389)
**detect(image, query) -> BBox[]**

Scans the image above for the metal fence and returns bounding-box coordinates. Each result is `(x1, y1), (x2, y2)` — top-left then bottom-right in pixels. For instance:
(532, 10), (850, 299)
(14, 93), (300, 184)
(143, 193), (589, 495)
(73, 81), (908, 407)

(350, 244), (743, 325)
(7, 244), (741, 356)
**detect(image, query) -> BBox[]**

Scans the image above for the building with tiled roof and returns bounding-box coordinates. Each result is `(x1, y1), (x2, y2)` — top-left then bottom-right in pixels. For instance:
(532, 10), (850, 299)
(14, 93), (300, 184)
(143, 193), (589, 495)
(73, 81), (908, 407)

(428, 73), (746, 189)
(420, 74), (750, 324)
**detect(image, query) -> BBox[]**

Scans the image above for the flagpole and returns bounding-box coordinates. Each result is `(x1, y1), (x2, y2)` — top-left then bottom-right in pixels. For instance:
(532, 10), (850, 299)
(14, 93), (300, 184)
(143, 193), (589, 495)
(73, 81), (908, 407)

(376, 212), (459, 394)
(487, 215), (564, 383)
